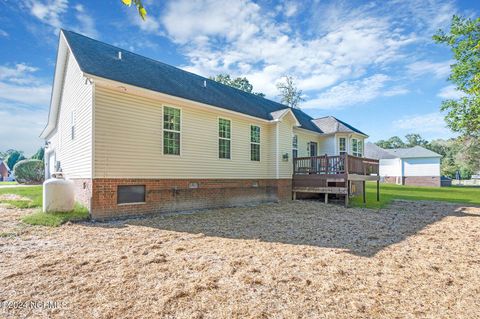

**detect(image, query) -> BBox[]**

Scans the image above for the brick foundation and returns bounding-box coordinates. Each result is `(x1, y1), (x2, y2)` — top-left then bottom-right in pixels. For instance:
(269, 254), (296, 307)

(89, 178), (292, 219)
(71, 178), (92, 209)
(403, 176), (440, 187)
(382, 176), (440, 187)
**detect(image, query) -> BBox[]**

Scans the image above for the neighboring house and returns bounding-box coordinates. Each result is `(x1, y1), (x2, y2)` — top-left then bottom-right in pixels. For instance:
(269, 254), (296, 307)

(365, 143), (442, 187)
(0, 159), (9, 181)
(41, 30), (369, 218)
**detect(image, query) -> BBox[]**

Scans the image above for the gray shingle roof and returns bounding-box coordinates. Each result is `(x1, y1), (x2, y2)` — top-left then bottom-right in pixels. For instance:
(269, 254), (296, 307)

(387, 146), (442, 158)
(312, 116), (367, 136)
(364, 143), (397, 159)
(365, 143), (441, 159)
(62, 30), (323, 133)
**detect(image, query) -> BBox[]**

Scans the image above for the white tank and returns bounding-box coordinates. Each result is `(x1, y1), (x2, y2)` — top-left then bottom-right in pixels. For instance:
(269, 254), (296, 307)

(43, 173), (75, 213)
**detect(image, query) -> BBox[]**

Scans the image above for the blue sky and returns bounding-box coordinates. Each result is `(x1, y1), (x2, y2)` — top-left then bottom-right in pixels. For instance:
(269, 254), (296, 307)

(0, 0), (478, 155)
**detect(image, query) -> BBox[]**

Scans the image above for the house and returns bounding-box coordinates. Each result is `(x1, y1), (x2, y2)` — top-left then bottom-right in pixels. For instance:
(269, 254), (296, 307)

(0, 159), (9, 181)
(40, 30), (377, 219)
(365, 143), (442, 187)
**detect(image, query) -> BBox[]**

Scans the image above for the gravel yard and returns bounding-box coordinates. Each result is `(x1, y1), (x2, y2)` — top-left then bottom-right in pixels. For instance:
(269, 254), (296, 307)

(1, 200), (480, 318)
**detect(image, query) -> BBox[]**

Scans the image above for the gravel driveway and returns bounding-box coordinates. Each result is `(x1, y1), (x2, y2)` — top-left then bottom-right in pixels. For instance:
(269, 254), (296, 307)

(1, 200), (479, 318)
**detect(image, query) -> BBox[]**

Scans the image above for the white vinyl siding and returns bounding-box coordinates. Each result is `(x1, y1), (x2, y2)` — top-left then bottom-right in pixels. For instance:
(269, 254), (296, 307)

(94, 85), (279, 179)
(45, 50), (92, 179)
(403, 158), (440, 177)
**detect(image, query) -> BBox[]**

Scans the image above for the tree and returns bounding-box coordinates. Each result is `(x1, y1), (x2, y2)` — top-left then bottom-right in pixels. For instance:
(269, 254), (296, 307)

(121, 0), (147, 20)
(405, 134), (428, 147)
(210, 74), (265, 97)
(276, 76), (304, 108)
(13, 159), (44, 184)
(5, 150), (25, 170)
(375, 136), (406, 149)
(31, 147), (45, 162)
(433, 15), (480, 137)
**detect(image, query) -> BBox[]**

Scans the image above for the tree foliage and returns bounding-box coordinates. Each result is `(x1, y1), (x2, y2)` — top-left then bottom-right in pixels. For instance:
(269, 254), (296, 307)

(375, 136), (406, 149)
(210, 74), (265, 97)
(31, 147), (45, 162)
(376, 134), (479, 179)
(433, 15), (480, 137)
(276, 76), (304, 109)
(121, 0), (147, 20)
(405, 134), (428, 147)
(5, 150), (25, 170)
(13, 159), (44, 184)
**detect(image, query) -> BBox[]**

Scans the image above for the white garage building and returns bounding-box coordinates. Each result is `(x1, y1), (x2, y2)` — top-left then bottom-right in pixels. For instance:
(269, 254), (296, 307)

(365, 143), (442, 187)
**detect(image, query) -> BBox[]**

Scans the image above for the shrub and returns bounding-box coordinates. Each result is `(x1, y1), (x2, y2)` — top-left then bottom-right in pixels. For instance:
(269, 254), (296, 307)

(13, 159), (44, 184)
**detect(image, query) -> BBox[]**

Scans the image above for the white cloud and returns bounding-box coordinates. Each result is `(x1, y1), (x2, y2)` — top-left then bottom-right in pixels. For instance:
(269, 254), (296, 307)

(0, 29), (8, 37)
(302, 74), (407, 109)
(25, 0), (98, 38)
(393, 112), (447, 133)
(0, 63), (50, 155)
(28, 0), (68, 32)
(283, 2), (298, 17)
(0, 104), (47, 156)
(437, 85), (466, 100)
(407, 60), (452, 79)
(0, 63), (40, 84)
(73, 4), (99, 38)
(0, 63), (51, 106)
(156, 0), (433, 107)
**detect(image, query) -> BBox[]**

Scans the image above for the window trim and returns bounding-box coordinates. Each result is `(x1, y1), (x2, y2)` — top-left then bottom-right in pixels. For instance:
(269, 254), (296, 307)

(218, 117), (232, 160)
(357, 140), (363, 157)
(292, 134), (298, 158)
(162, 105), (182, 156)
(338, 137), (346, 155)
(351, 138), (361, 157)
(250, 124), (261, 161)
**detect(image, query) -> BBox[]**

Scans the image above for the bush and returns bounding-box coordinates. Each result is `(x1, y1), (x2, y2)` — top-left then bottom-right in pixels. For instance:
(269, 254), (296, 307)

(13, 159), (44, 184)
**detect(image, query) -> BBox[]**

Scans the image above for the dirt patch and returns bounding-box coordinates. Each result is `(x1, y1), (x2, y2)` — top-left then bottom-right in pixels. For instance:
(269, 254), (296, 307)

(0, 194), (31, 201)
(1, 200), (479, 318)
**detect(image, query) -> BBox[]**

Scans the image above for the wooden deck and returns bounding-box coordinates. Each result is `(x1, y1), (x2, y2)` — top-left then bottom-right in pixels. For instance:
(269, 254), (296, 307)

(292, 154), (380, 206)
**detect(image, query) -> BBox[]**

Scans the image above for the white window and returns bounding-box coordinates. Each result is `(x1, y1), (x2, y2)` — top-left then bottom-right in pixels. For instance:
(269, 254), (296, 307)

(292, 134), (298, 158)
(163, 106), (181, 155)
(219, 118), (231, 159)
(352, 138), (362, 157)
(250, 125), (260, 161)
(339, 137), (346, 155)
(70, 110), (76, 140)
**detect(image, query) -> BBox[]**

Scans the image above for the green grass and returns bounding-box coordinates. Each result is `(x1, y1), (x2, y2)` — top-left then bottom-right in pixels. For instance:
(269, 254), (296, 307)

(352, 182), (480, 209)
(0, 186), (89, 226)
(21, 203), (90, 227)
(0, 186), (42, 208)
(0, 181), (18, 185)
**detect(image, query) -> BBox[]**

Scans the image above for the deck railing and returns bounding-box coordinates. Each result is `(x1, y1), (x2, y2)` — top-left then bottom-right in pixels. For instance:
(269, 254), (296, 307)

(293, 154), (379, 176)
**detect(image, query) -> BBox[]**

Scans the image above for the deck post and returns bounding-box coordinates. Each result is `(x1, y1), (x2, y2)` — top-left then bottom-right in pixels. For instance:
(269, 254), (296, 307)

(345, 180), (350, 208)
(324, 192), (328, 204)
(362, 180), (366, 204)
(376, 180), (380, 201)
(293, 191), (296, 200)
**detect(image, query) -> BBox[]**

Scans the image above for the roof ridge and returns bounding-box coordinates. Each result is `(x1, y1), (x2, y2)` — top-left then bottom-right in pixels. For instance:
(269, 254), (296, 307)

(62, 29), (289, 109)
